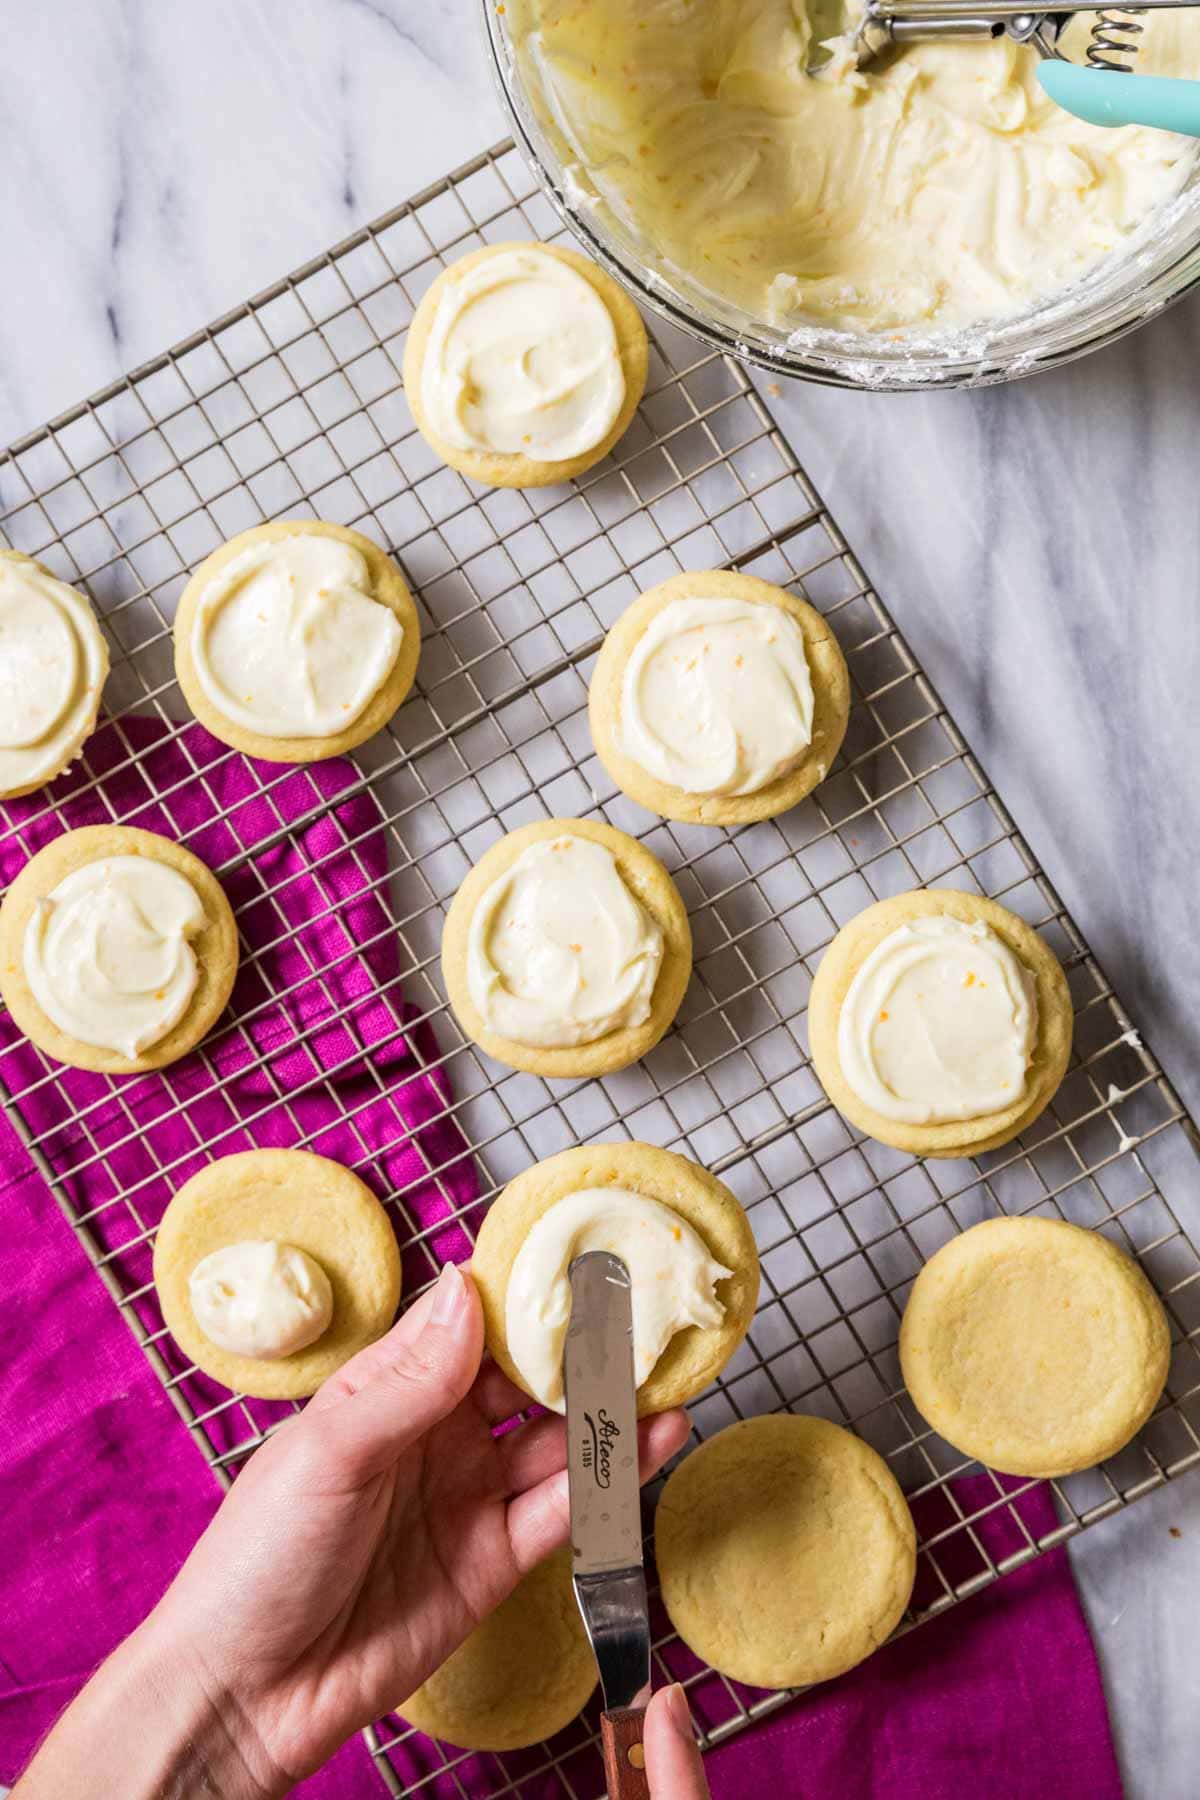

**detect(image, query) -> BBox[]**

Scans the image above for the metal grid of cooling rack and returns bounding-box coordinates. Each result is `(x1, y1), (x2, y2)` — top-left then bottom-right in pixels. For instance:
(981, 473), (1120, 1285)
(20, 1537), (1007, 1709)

(3, 139), (1200, 1800)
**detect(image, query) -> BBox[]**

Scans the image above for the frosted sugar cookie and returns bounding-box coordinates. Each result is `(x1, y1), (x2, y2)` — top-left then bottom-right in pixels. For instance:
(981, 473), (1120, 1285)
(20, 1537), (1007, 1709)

(900, 1216), (1170, 1477)
(470, 1141), (758, 1416)
(0, 550), (108, 799)
(441, 817), (691, 1078)
(402, 241), (648, 488)
(808, 887), (1072, 1157)
(174, 519), (419, 762)
(588, 569), (849, 826)
(0, 824), (238, 1074)
(398, 1549), (596, 1751)
(656, 1414), (915, 1687)
(153, 1148), (402, 1400)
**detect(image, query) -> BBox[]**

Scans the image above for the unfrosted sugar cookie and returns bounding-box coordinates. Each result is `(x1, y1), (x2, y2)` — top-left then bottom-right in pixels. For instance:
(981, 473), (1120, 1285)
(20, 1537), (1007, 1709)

(441, 817), (691, 1078)
(0, 824), (238, 1074)
(808, 887), (1073, 1157)
(900, 1216), (1170, 1477)
(588, 569), (849, 826)
(153, 1148), (402, 1400)
(174, 519), (420, 762)
(0, 550), (109, 799)
(655, 1414), (915, 1688)
(402, 241), (648, 489)
(399, 1550), (596, 1751)
(470, 1141), (758, 1417)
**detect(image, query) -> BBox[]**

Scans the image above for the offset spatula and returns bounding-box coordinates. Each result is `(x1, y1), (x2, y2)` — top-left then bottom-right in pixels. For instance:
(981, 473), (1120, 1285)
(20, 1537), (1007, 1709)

(565, 1251), (652, 1800)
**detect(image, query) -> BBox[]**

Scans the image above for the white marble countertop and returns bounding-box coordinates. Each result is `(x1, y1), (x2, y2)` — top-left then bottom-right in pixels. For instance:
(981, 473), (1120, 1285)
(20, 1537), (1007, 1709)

(4, 2), (1200, 1793)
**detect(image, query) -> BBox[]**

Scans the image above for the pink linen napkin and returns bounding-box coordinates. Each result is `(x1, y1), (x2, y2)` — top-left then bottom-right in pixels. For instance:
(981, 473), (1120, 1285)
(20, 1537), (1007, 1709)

(0, 719), (1122, 1798)
(0, 715), (479, 1793)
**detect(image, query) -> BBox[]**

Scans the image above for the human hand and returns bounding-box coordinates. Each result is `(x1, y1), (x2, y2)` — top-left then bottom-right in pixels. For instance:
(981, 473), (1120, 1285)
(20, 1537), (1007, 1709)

(144, 1260), (688, 1793)
(645, 1684), (712, 1798)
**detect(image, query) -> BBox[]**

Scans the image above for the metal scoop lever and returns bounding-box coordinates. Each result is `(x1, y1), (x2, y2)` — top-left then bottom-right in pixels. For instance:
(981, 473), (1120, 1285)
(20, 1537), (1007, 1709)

(808, 0), (1200, 71)
(564, 1251), (651, 1800)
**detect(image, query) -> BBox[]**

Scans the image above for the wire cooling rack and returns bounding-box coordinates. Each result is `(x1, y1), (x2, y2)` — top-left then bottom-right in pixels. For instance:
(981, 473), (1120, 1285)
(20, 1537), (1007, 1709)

(3, 139), (1200, 1800)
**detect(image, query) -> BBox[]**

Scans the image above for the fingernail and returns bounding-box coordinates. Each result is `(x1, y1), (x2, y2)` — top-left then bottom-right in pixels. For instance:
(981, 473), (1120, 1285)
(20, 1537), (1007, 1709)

(430, 1260), (467, 1326)
(665, 1683), (694, 1738)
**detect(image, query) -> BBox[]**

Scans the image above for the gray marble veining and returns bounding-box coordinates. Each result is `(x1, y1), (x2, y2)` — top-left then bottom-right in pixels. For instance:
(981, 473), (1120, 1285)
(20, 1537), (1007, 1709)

(3, 2), (1200, 1793)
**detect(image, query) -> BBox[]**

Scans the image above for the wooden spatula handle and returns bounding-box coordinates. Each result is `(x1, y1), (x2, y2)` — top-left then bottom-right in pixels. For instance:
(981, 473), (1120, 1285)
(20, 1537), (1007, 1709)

(600, 1705), (651, 1800)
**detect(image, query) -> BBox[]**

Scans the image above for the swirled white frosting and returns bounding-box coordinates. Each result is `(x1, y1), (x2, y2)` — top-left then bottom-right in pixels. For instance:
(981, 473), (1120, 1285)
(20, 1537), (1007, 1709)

(837, 915), (1039, 1124)
(0, 555), (108, 797)
(189, 1240), (333, 1359)
(467, 833), (663, 1049)
(506, 1186), (732, 1410)
(619, 596), (814, 796)
(514, 0), (1200, 334)
(420, 247), (625, 462)
(189, 534), (403, 738)
(23, 855), (204, 1057)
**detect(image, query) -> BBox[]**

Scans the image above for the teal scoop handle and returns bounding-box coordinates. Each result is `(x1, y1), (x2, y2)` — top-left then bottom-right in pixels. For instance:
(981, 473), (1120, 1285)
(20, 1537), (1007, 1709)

(1038, 60), (1200, 135)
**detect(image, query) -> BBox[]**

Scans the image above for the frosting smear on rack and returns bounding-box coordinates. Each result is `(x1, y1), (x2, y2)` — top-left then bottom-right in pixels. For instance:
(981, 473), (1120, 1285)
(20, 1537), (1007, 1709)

(512, 0), (1200, 332)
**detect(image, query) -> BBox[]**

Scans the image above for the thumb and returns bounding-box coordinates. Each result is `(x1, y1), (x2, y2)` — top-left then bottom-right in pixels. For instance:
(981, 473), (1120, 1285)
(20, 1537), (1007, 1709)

(314, 1262), (484, 1482)
(644, 1685), (710, 1800)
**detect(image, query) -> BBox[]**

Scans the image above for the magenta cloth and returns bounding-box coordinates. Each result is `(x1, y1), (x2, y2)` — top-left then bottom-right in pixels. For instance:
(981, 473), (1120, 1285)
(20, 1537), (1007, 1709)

(0, 717), (480, 1795)
(0, 720), (1122, 1799)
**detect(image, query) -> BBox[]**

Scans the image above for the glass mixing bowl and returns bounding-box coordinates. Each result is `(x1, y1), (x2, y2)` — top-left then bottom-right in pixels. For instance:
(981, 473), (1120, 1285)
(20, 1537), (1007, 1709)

(483, 1), (1200, 389)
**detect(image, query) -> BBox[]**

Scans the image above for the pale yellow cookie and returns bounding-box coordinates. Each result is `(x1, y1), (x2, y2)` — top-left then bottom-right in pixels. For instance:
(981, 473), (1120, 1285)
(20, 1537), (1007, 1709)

(402, 242), (648, 489)
(0, 824), (239, 1075)
(398, 1549), (596, 1750)
(807, 888), (1073, 1158)
(153, 1148), (402, 1400)
(588, 570), (850, 826)
(899, 1216), (1170, 1477)
(174, 519), (420, 763)
(655, 1414), (915, 1688)
(0, 549), (110, 800)
(440, 817), (692, 1078)
(471, 1141), (759, 1416)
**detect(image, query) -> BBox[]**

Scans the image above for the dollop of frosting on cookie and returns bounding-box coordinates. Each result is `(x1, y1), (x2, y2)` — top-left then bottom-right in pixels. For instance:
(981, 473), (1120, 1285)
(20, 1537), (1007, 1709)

(837, 914), (1039, 1124)
(189, 1240), (333, 1359)
(0, 555), (108, 797)
(23, 855), (205, 1058)
(189, 534), (403, 739)
(619, 596), (814, 796)
(506, 1186), (732, 1411)
(467, 833), (663, 1049)
(420, 247), (625, 462)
